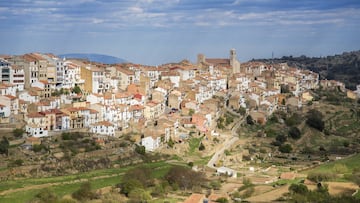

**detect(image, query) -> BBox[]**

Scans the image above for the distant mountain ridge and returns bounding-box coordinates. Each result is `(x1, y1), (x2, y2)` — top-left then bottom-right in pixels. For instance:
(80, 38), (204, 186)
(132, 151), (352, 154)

(253, 50), (360, 90)
(59, 53), (127, 64)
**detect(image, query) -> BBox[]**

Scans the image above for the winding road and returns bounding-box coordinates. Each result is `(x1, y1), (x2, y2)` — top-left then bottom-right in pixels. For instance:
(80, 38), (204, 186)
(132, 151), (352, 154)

(207, 115), (244, 169)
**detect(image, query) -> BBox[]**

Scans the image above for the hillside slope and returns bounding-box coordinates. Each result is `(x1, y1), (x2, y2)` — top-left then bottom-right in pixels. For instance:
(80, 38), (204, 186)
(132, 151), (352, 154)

(254, 50), (360, 90)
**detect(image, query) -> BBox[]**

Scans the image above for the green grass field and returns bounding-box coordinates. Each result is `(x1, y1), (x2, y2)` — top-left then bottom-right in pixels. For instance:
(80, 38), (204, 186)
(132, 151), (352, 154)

(188, 137), (202, 155)
(0, 161), (172, 202)
(306, 153), (360, 174)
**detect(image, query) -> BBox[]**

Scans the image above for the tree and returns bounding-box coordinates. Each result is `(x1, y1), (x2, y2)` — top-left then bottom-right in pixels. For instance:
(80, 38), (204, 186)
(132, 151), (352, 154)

(289, 183), (308, 195)
(276, 134), (287, 143)
(12, 128), (24, 138)
(119, 179), (143, 196)
(280, 84), (290, 93)
(0, 137), (9, 155)
(165, 165), (205, 190)
(189, 109), (195, 116)
(123, 166), (154, 188)
(289, 126), (301, 139)
(72, 85), (81, 94)
(238, 107), (246, 116)
(72, 182), (97, 201)
(135, 145), (146, 155)
(246, 115), (254, 125)
(306, 109), (325, 131)
(198, 142), (205, 151)
(167, 137), (174, 148)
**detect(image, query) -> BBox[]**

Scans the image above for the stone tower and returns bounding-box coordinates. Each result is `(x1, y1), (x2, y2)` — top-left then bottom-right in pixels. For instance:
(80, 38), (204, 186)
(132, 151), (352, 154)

(197, 54), (205, 66)
(230, 48), (241, 74)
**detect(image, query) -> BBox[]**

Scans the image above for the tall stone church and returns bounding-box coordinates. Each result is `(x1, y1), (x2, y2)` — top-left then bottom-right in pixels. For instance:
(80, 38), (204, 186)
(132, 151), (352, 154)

(197, 49), (241, 74)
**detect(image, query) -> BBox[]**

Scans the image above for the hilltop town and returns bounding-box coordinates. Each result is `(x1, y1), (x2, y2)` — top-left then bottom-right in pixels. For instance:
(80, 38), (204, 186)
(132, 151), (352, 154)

(0, 50), (360, 202)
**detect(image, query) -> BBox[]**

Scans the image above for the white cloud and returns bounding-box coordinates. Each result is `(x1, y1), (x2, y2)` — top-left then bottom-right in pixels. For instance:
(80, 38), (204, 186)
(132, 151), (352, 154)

(92, 18), (104, 24)
(128, 6), (144, 14)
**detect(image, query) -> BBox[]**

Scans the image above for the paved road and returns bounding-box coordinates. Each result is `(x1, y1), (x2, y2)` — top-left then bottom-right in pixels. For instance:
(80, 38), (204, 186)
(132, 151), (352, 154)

(207, 117), (243, 169)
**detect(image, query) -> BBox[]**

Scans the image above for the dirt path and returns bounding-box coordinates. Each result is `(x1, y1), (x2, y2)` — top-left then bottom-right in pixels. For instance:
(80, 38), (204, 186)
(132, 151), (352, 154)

(0, 173), (120, 196)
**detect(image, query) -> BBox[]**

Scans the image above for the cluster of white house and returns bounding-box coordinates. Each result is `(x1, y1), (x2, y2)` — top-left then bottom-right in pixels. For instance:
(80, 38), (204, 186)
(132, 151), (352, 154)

(1, 50), (357, 151)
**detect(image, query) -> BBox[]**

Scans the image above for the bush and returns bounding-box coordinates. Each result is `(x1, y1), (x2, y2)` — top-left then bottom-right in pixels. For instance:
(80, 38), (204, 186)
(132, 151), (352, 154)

(289, 126), (301, 139)
(210, 180), (221, 190)
(276, 134), (287, 144)
(246, 115), (254, 125)
(0, 137), (9, 155)
(135, 145), (146, 155)
(279, 144), (292, 153)
(165, 165), (205, 190)
(31, 189), (58, 203)
(198, 142), (205, 151)
(285, 113), (302, 127)
(307, 172), (336, 183)
(289, 183), (308, 195)
(306, 109), (325, 131)
(128, 188), (152, 202)
(12, 128), (24, 138)
(215, 197), (229, 203)
(9, 159), (24, 167)
(33, 144), (47, 153)
(168, 138), (174, 148)
(72, 182), (97, 201)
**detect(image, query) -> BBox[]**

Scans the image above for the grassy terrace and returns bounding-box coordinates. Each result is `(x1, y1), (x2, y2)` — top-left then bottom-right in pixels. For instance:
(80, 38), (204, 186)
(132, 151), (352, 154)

(0, 161), (173, 203)
(305, 153), (360, 174)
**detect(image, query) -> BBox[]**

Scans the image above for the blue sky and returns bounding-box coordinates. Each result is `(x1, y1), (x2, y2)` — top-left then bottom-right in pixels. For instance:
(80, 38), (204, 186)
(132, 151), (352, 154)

(0, 0), (359, 65)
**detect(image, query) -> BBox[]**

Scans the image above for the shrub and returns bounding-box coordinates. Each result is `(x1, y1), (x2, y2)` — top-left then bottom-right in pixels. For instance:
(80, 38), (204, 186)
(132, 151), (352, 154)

(306, 109), (325, 131)
(279, 144), (292, 153)
(276, 134), (287, 144)
(9, 159), (24, 167)
(332, 163), (348, 173)
(198, 142), (205, 151)
(33, 144), (47, 153)
(0, 137), (9, 155)
(135, 145), (146, 155)
(165, 165), (205, 190)
(307, 172), (336, 183)
(31, 189), (58, 203)
(12, 128), (24, 138)
(72, 182), (97, 201)
(289, 183), (308, 195)
(168, 138), (174, 148)
(216, 197), (229, 203)
(285, 113), (302, 127)
(246, 115), (254, 125)
(210, 180), (221, 190)
(128, 188), (152, 202)
(289, 126), (301, 139)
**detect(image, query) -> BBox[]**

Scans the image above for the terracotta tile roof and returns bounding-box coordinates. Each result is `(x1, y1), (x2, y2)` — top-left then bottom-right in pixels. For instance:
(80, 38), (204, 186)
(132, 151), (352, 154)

(4, 95), (17, 100)
(129, 104), (144, 111)
(27, 112), (45, 118)
(117, 67), (134, 75)
(115, 92), (131, 99)
(90, 109), (99, 114)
